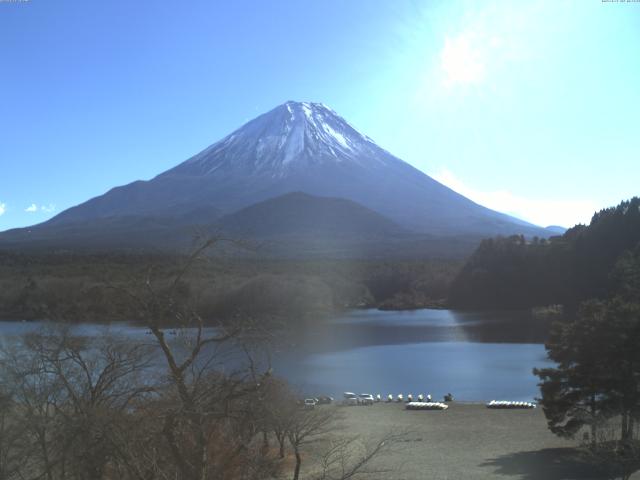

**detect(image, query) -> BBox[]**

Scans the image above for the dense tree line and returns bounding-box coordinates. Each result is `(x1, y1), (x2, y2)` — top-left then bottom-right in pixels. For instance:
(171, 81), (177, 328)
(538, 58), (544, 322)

(449, 197), (640, 310)
(534, 242), (640, 479)
(0, 252), (461, 324)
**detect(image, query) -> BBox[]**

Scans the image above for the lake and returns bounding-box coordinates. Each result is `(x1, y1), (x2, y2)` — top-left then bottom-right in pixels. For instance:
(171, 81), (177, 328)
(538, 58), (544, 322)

(271, 309), (553, 402)
(0, 309), (553, 402)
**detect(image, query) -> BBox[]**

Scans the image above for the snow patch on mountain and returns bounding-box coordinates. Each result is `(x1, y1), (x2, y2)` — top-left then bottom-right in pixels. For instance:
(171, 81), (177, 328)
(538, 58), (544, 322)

(171, 101), (400, 178)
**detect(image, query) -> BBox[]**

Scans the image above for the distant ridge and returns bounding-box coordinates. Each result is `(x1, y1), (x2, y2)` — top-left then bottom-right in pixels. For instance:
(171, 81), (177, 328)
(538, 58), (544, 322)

(544, 225), (567, 235)
(218, 192), (406, 238)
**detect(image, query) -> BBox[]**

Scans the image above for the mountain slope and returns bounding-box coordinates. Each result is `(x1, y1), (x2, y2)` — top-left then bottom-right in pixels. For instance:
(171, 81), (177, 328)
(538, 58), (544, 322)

(41, 101), (546, 236)
(1, 101), (551, 254)
(218, 192), (406, 238)
(0, 194), (481, 259)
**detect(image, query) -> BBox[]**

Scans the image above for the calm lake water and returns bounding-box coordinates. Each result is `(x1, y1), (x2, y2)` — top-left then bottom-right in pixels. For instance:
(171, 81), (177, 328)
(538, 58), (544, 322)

(0, 309), (552, 402)
(271, 309), (553, 402)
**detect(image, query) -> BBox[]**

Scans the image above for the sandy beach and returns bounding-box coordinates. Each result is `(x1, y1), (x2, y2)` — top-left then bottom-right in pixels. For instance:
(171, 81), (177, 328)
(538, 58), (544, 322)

(299, 402), (638, 480)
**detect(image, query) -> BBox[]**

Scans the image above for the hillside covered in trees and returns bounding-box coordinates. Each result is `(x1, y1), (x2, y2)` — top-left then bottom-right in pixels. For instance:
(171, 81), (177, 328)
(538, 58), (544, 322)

(0, 251), (460, 324)
(449, 197), (640, 310)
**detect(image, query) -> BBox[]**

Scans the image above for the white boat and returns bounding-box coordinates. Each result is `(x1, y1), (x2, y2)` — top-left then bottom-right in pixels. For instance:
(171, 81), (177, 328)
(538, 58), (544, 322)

(486, 400), (536, 409)
(406, 402), (449, 411)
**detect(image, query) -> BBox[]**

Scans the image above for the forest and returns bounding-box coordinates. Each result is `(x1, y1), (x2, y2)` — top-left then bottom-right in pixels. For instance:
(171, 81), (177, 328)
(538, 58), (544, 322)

(4, 197), (639, 328)
(0, 250), (461, 325)
(449, 197), (640, 311)
(533, 220), (640, 480)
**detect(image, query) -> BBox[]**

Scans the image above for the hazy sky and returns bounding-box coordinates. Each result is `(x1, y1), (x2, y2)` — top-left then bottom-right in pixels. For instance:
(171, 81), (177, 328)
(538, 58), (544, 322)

(1, 0), (638, 230)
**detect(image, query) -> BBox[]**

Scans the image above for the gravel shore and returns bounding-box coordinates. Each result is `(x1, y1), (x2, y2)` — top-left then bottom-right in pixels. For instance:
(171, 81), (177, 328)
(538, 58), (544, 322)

(306, 402), (639, 480)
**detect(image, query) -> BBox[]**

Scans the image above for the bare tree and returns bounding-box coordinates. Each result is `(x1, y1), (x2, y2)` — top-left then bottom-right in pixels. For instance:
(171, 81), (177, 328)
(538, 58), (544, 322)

(281, 403), (406, 480)
(115, 238), (277, 480)
(0, 390), (24, 480)
(314, 431), (405, 480)
(0, 328), (155, 480)
(260, 377), (298, 459)
(286, 406), (338, 480)
(1, 338), (63, 480)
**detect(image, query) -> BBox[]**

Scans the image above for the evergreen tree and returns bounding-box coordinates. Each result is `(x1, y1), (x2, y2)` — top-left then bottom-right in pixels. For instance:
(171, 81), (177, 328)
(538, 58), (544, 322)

(535, 247), (640, 457)
(533, 300), (614, 444)
(450, 197), (640, 310)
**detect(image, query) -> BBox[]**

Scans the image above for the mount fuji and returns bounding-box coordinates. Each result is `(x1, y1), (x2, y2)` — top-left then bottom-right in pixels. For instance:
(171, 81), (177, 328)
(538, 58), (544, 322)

(0, 101), (550, 255)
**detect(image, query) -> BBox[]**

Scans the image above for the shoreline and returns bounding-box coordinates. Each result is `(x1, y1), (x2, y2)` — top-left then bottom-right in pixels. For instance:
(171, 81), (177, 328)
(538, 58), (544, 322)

(302, 402), (636, 479)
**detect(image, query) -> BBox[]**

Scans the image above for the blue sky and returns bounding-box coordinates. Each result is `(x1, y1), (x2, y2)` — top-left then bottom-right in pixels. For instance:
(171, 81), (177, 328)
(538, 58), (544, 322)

(1, 0), (638, 230)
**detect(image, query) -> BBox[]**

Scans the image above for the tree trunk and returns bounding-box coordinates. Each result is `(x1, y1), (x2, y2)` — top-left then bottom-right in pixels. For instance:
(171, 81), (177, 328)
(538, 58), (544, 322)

(38, 427), (54, 480)
(197, 424), (208, 480)
(621, 411), (630, 443)
(590, 394), (598, 448)
(276, 433), (285, 458)
(292, 447), (302, 480)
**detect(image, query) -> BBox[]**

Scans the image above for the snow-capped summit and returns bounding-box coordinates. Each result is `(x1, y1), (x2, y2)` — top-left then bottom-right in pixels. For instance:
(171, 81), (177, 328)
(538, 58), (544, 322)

(166, 101), (396, 178)
(25, 101), (549, 241)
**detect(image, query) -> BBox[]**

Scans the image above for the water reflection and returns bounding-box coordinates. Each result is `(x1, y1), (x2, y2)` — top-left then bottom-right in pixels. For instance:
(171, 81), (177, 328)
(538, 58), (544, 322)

(280, 309), (551, 356)
(271, 309), (553, 401)
(0, 309), (554, 402)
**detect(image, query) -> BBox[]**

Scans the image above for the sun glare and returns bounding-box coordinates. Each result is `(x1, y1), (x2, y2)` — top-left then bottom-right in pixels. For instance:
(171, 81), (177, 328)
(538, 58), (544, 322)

(440, 34), (486, 87)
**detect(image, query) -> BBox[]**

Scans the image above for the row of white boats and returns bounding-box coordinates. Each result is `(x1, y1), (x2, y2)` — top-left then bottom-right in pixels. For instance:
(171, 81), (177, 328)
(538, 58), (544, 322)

(383, 393), (437, 403)
(341, 393), (536, 410)
(342, 392), (442, 405)
(403, 400), (537, 411)
(486, 400), (537, 409)
(406, 402), (449, 411)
